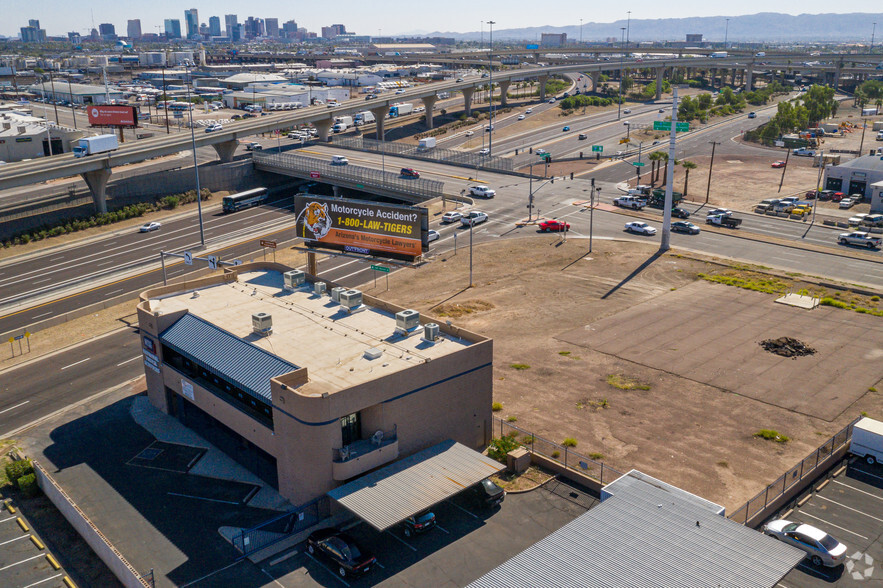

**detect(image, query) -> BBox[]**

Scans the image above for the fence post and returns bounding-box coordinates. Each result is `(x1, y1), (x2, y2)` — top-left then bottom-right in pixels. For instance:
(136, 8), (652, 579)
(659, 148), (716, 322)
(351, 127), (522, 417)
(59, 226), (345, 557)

(799, 460), (804, 480)
(531, 432), (534, 454)
(782, 474), (787, 495)
(764, 486), (770, 507)
(815, 447), (820, 468)
(600, 463), (604, 487)
(500, 418), (503, 438)
(830, 436), (835, 455)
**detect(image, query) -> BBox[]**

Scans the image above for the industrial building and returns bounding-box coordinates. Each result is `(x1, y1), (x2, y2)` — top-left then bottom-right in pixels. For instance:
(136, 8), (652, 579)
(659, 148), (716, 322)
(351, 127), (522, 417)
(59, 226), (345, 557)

(0, 110), (82, 161)
(26, 82), (125, 106)
(824, 153), (883, 206)
(137, 265), (494, 507)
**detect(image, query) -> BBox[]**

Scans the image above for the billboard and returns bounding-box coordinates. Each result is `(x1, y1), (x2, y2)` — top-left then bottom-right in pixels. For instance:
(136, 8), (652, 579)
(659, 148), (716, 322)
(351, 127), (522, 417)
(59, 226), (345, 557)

(87, 105), (138, 127)
(294, 194), (427, 259)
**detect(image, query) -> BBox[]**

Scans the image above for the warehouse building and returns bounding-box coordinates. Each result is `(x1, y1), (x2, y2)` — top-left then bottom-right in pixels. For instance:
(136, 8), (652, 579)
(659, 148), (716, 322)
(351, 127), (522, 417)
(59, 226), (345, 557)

(0, 111), (82, 161)
(824, 153), (883, 204)
(26, 82), (125, 105)
(137, 264), (494, 507)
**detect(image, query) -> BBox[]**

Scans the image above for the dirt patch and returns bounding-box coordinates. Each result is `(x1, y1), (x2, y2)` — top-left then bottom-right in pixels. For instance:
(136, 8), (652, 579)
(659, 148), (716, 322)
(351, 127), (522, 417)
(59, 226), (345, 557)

(432, 299), (495, 318)
(491, 465), (555, 492)
(760, 337), (817, 358)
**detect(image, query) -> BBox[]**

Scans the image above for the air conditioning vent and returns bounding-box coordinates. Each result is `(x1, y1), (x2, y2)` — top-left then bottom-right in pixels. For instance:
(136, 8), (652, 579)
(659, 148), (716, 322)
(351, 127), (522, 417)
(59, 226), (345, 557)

(313, 282), (327, 296)
(331, 286), (347, 303)
(283, 269), (305, 290)
(422, 323), (440, 342)
(340, 289), (363, 310)
(364, 347), (383, 360)
(395, 309), (420, 333)
(252, 312), (272, 336)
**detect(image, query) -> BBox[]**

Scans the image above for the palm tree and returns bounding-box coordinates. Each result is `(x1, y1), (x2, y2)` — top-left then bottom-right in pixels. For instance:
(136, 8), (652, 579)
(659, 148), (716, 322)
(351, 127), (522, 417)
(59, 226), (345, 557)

(681, 160), (698, 196)
(648, 151), (666, 186)
(657, 152), (670, 184)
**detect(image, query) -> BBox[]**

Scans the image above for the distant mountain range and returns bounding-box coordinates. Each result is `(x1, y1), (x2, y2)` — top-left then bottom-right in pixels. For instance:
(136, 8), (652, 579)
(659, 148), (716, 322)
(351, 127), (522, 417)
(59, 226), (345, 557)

(426, 13), (882, 43)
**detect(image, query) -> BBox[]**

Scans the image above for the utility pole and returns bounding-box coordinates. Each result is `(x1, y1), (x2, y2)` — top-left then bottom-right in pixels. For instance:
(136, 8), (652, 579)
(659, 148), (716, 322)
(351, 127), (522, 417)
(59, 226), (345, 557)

(184, 63), (206, 247)
(872, 22), (877, 52)
(617, 27), (626, 120)
(488, 20), (495, 157)
(161, 67), (170, 133)
(858, 118), (868, 156)
(724, 18), (730, 49)
(660, 88), (680, 252)
(48, 71), (60, 124)
(777, 149), (791, 193)
(705, 141), (720, 204)
(67, 77), (77, 128)
(626, 11), (631, 50)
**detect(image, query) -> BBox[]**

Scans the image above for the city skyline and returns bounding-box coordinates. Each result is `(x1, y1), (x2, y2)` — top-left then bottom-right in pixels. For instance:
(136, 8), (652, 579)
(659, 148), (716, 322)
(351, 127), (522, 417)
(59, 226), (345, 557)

(3, 1), (883, 39)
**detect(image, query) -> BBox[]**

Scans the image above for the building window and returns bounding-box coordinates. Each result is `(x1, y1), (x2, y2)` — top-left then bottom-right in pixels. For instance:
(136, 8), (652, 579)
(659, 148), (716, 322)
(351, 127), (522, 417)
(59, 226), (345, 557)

(340, 412), (361, 446)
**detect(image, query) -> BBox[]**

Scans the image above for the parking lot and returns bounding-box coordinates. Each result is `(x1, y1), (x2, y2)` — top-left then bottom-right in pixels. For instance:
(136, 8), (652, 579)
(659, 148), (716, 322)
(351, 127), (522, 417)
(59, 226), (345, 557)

(0, 500), (67, 588)
(774, 460), (883, 587)
(188, 478), (598, 587)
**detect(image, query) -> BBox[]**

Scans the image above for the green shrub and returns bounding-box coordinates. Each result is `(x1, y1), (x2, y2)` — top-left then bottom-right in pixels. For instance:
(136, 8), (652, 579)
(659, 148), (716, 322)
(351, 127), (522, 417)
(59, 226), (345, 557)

(606, 374), (650, 391)
(506, 416), (517, 423)
(522, 435), (535, 445)
(562, 438), (578, 448)
(820, 297), (850, 309)
(510, 363), (530, 370)
(551, 450), (560, 459)
(17, 474), (39, 497)
(491, 402), (503, 412)
(754, 429), (789, 443)
(588, 452), (604, 460)
(487, 435), (521, 463)
(5, 458), (33, 488)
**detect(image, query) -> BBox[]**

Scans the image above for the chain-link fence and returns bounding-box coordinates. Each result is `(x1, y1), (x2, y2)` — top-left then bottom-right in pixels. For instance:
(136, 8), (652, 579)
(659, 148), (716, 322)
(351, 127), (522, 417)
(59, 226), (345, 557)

(233, 496), (330, 558)
(254, 151), (444, 202)
(728, 416), (860, 526)
(333, 135), (514, 173)
(494, 417), (624, 487)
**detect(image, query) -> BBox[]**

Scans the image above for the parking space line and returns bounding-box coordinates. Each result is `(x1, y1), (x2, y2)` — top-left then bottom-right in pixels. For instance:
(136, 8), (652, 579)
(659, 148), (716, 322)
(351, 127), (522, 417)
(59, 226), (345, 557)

(0, 516), (16, 523)
(384, 530), (418, 552)
(0, 553), (45, 571)
(795, 510), (869, 539)
(0, 534), (30, 546)
(850, 468), (883, 483)
(435, 524), (450, 535)
(795, 562), (835, 580)
(449, 501), (479, 519)
(0, 401), (29, 415)
(179, 560), (243, 587)
(303, 552), (350, 587)
(816, 495), (883, 523)
(374, 560), (385, 569)
(833, 479), (883, 502)
(166, 492), (240, 505)
(22, 574), (64, 588)
(260, 567), (286, 588)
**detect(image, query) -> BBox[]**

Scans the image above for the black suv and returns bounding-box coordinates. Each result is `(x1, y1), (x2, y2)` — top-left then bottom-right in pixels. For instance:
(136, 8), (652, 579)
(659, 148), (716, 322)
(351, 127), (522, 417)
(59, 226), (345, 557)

(473, 478), (505, 507)
(306, 528), (375, 577)
(402, 510), (436, 537)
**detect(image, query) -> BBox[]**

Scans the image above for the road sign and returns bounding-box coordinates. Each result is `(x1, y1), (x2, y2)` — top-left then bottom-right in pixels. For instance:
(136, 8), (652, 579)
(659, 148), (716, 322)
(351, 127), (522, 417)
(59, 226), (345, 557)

(619, 138), (630, 144)
(591, 145), (603, 152)
(173, 112), (183, 119)
(653, 121), (690, 132)
(207, 255), (219, 270)
(526, 44), (539, 50)
(309, 171), (320, 178)
(632, 162), (646, 167)
(260, 240), (277, 249)
(233, 260), (243, 266)
(370, 265), (390, 273)
(13, 334), (24, 340)
(184, 251), (193, 266)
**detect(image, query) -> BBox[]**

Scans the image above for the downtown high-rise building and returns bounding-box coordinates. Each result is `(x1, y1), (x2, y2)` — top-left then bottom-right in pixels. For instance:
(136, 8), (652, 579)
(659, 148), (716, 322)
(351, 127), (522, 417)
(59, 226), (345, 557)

(224, 14), (240, 41)
(127, 19), (142, 39)
(164, 19), (182, 39)
(208, 16), (222, 37)
(184, 8), (199, 39)
(243, 16), (264, 39)
(282, 20), (298, 39)
(265, 18), (279, 38)
(99, 23), (117, 40)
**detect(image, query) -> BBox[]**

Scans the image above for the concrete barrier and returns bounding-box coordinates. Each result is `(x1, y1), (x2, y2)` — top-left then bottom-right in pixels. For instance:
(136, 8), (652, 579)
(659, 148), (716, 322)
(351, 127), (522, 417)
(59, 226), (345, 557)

(33, 461), (150, 587)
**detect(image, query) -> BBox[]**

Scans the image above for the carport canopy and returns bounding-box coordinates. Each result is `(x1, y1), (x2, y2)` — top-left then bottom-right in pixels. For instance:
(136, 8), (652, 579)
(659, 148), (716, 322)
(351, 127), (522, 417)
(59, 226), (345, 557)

(327, 440), (504, 531)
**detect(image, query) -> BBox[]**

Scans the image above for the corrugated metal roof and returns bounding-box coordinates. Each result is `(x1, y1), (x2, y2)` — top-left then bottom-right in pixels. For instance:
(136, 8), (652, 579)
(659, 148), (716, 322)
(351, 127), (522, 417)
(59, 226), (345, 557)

(327, 440), (504, 531)
(160, 313), (298, 402)
(468, 470), (805, 588)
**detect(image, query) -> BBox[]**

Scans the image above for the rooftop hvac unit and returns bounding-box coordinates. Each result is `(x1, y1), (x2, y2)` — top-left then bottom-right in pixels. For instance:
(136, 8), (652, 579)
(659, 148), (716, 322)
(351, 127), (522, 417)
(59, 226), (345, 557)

(313, 282), (327, 296)
(422, 322), (440, 342)
(331, 286), (347, 303)
(395, 309), (420, 333)
(252, 312), (273, 336)
(283, 269), (305, 290)
(364, 347), (383, 360)
(340, 289), (363, 310)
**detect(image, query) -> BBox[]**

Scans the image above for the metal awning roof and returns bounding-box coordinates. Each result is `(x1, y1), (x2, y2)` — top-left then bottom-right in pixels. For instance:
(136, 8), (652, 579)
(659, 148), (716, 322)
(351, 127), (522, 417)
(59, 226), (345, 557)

(160, 313), (299, 402)
(468, 470), (805, 588)
(327, 440), (504, 531)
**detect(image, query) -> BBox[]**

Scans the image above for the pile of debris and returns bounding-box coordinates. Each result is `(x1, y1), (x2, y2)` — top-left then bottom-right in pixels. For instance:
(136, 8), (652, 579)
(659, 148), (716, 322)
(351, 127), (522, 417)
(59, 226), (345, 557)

(760, 337), (817, 358)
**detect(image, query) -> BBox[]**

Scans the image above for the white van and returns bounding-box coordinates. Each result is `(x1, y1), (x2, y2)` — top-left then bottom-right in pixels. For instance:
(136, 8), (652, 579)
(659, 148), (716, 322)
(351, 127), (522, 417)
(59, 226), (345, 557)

(331, 155), (349, 165)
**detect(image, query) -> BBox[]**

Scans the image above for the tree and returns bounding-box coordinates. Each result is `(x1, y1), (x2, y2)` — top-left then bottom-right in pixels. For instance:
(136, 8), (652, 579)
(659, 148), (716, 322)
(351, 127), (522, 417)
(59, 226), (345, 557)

(800, 84), (836, 125)
(680, 160), (698, 196)
(648, 151), (666, 186)
(620, 75), (634, 93)
(859, 80), (883, 114)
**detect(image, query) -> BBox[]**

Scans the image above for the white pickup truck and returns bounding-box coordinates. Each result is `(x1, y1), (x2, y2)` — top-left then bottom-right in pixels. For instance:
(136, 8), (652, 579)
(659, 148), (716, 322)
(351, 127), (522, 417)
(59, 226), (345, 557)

(469, 185), (496, 198)
(838, 231), (882, 249)
(613, 195), (646, 210)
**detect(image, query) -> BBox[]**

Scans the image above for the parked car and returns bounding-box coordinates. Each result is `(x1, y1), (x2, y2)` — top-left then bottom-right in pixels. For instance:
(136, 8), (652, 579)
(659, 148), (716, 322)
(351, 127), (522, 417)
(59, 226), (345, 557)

(400, 168), (420, 178)
(139, 221), (162, 233)
(402, 510), (436, 537)
(839, 197), (857, 209)
(624, 221), (657, 235)
(849, 213), (870, 226)
(830, 192), (846, 202)
(427, 229), (440, 243)
(538, 219), (570, 232)
(671, 221), (700, 234)
(441, 211), (462, 223)
(771, 161), (786, 168)
(306, 529), (376, 577)
(748, 112), (757, 118)
(461, 211), (489, 226)
(469, 185), (496, 198)
(763, 520), (846, 567)
(816, 189), (835, 200)
(472, 478), (505, 507)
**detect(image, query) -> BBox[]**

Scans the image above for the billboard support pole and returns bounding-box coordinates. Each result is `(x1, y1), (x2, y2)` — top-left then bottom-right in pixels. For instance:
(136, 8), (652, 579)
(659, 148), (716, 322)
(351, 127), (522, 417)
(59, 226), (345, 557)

(307, 252), (318, 277)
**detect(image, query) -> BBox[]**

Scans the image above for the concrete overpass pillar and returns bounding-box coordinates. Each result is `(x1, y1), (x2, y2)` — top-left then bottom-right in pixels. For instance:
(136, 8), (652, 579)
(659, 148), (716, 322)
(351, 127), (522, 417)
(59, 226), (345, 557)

(745, 67), (753, 91)
(212, 140), (238, 163)
(833, 65), (841, 91)
(314, 118), (333, 142)
(655, 68), (664, 100)
(498, 80), (511, 106)
(332, 185), (341, 198)
(370, 106), (388, 140)
(420, 95), (437, 129)
(590, 71), (599, 93)
(82, 167), (111, 214)
(538, 75), (548, 102)
(461, 87), (475, 116)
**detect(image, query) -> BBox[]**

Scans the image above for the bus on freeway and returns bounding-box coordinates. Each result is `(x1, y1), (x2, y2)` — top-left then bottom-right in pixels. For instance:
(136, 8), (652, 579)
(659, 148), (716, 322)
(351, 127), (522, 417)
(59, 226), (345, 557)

(222, 188), (269, 213)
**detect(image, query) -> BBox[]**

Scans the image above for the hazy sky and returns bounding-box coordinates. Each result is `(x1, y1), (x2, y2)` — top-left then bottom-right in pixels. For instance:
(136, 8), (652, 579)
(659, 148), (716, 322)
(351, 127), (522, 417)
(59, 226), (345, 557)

(3, 1), (882, 38)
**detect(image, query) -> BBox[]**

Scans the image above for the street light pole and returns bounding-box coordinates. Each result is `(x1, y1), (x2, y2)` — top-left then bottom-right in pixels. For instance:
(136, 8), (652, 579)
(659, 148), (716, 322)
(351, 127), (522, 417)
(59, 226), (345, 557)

(724, 18), (730, 49)
(626, 11), (631, 50)
(872, 23), (877, 52)
(580, 19), (583, 46)
(705, 141), (720, 203)
(618, 27), (625, 120)
(661, 87), (680, 252)
(488, 20), (495, 157)
(184, 63), (205, 247)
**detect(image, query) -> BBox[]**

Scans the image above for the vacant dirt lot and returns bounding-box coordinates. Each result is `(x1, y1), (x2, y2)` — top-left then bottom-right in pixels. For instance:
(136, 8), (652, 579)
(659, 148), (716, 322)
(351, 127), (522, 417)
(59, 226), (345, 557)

(371, 237), (883, 510)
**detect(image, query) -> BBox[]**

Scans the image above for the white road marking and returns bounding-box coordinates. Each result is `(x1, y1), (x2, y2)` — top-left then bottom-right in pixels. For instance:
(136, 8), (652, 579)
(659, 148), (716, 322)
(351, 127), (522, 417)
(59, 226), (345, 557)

(0, 554), (45, 572)
(385, 530), (418, 552)
(117, 356), (141, 367)
(22, 574), (65, 588)
(0, 534), (31, 546)
(179, 560), (243, 588)
(0, 401), (30, 415)
(374, 560), (385, 569)
(166, 492), (240, 505)
(61, 358), (90, 370)
(435, 524), (450, 534)
(796, 510), (869, 539)
(833, 479), (883, 502)
(48, 256), (66, 261)
(851, 468), (883, 483)
(815, 495), (883, 523)
(303, 552), (350, 587)
(105, 289), (124, 296)
(31, 311), (53, 319)
(448, 500), (479, 519)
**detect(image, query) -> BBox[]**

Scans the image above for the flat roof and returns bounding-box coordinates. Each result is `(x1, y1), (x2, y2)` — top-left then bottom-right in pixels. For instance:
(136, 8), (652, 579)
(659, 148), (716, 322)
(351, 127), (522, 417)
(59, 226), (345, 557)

(327, 440), (504, 531)
(148, 270), (473, 396)
(469, 470), (805, 588)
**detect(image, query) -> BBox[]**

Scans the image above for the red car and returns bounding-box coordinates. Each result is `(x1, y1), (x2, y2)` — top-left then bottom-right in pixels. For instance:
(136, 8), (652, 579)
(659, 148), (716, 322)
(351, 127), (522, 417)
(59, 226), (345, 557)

(538, 219), (571, 232)
(771, 161), (787, 168)
(400, 168), (420, 178)
(831, 192), (846, 202)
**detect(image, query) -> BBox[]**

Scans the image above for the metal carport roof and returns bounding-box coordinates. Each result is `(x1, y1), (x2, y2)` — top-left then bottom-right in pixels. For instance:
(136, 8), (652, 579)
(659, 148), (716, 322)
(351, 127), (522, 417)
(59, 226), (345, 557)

(327, 440), (504, 531)
(468, 470), (806, 588)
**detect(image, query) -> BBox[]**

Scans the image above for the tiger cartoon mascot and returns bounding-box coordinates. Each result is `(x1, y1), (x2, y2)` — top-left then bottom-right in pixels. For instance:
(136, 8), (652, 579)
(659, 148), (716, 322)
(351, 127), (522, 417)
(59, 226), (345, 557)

(296, 201), (332, 239)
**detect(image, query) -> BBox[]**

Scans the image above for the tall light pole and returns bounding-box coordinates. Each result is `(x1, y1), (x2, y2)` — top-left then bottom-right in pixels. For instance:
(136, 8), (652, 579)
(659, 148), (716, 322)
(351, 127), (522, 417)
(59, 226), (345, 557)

(626, 11), (631, 49)
(617, 27), (625, 120)
(660, 87), (680, 252)
(488, 20), (495, 157)
(872, 23), (877, 52)
(184, 63), (205, 247)
(724, 18), (730, 49)
(580, 19), (583, 46)
(480, 21), (484, 50)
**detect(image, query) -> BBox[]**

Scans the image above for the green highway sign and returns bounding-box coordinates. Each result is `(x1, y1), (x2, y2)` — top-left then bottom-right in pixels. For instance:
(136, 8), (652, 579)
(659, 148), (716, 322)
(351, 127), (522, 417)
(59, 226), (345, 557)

(632, 162), (646, 167)
(591, 145), (603, 152)
(370, 265), (390, 273)
(653, 121), (690, 132)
